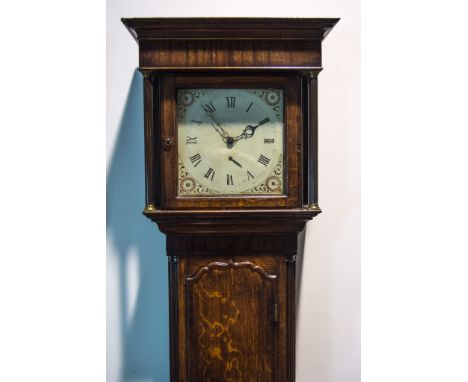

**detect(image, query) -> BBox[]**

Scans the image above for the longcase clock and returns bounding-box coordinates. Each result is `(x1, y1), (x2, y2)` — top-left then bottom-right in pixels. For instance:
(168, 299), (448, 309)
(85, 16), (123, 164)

(122, 17), (339, 382)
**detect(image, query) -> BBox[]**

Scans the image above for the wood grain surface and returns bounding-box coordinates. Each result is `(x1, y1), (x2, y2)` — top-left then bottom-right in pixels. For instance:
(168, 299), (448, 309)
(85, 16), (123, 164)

(186, 258), (277, 381)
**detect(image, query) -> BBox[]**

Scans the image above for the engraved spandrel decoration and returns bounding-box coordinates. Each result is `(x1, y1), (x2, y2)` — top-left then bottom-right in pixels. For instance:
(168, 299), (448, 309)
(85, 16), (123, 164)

(250, 89), (282, 119)
(177, 89), (207, 122)
(178, 155), (283, 196)
(243, 155), (283, 194)
(178, 159), (216, 195)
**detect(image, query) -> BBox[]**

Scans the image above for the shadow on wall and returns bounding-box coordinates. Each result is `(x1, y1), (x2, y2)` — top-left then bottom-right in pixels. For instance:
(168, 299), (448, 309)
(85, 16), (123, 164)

(107, 70), (169, 382)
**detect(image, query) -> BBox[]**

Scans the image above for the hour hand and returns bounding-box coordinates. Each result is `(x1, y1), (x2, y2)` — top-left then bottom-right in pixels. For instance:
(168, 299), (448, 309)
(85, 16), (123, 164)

(231, 125), (256, 143)
(233, 117), (271, 143)
(244, 117), (270, 138)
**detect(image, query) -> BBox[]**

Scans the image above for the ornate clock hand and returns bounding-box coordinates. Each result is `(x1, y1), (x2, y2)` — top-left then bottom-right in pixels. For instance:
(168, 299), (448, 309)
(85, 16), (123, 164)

(229, 129), (250, 147)
(210, 122), (229, 143)
(208, 114), (230, 139)
(243, 117), (270, 138)
(230, 117), (271, 146)
(228, 156), (243, 168)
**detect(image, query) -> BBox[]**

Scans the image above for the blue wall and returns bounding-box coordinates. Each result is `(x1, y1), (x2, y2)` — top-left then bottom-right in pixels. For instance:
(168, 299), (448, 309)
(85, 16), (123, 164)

(107, 70), (170, 382)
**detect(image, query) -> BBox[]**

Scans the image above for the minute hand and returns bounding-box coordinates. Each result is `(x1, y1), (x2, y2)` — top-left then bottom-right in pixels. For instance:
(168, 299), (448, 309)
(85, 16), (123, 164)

(210, 123), (229, 143)
(208, 114), (230, 140)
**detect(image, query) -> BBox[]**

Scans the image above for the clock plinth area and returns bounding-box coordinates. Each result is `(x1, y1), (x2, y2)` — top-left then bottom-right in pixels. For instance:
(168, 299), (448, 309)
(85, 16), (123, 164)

(122, 17), (338, 382)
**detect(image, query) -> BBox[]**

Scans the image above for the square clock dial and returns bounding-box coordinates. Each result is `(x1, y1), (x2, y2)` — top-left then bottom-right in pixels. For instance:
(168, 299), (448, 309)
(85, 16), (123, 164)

(177, 88), (284, 196)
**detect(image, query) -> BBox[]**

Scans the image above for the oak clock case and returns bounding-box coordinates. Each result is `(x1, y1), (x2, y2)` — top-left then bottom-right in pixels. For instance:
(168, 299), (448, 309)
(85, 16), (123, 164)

(160, 75), (302, 209)
(121, 17), (338, 382)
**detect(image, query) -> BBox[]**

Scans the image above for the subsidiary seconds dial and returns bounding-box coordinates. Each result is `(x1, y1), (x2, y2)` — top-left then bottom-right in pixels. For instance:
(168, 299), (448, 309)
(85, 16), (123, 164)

(177, 88), (284, 195)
